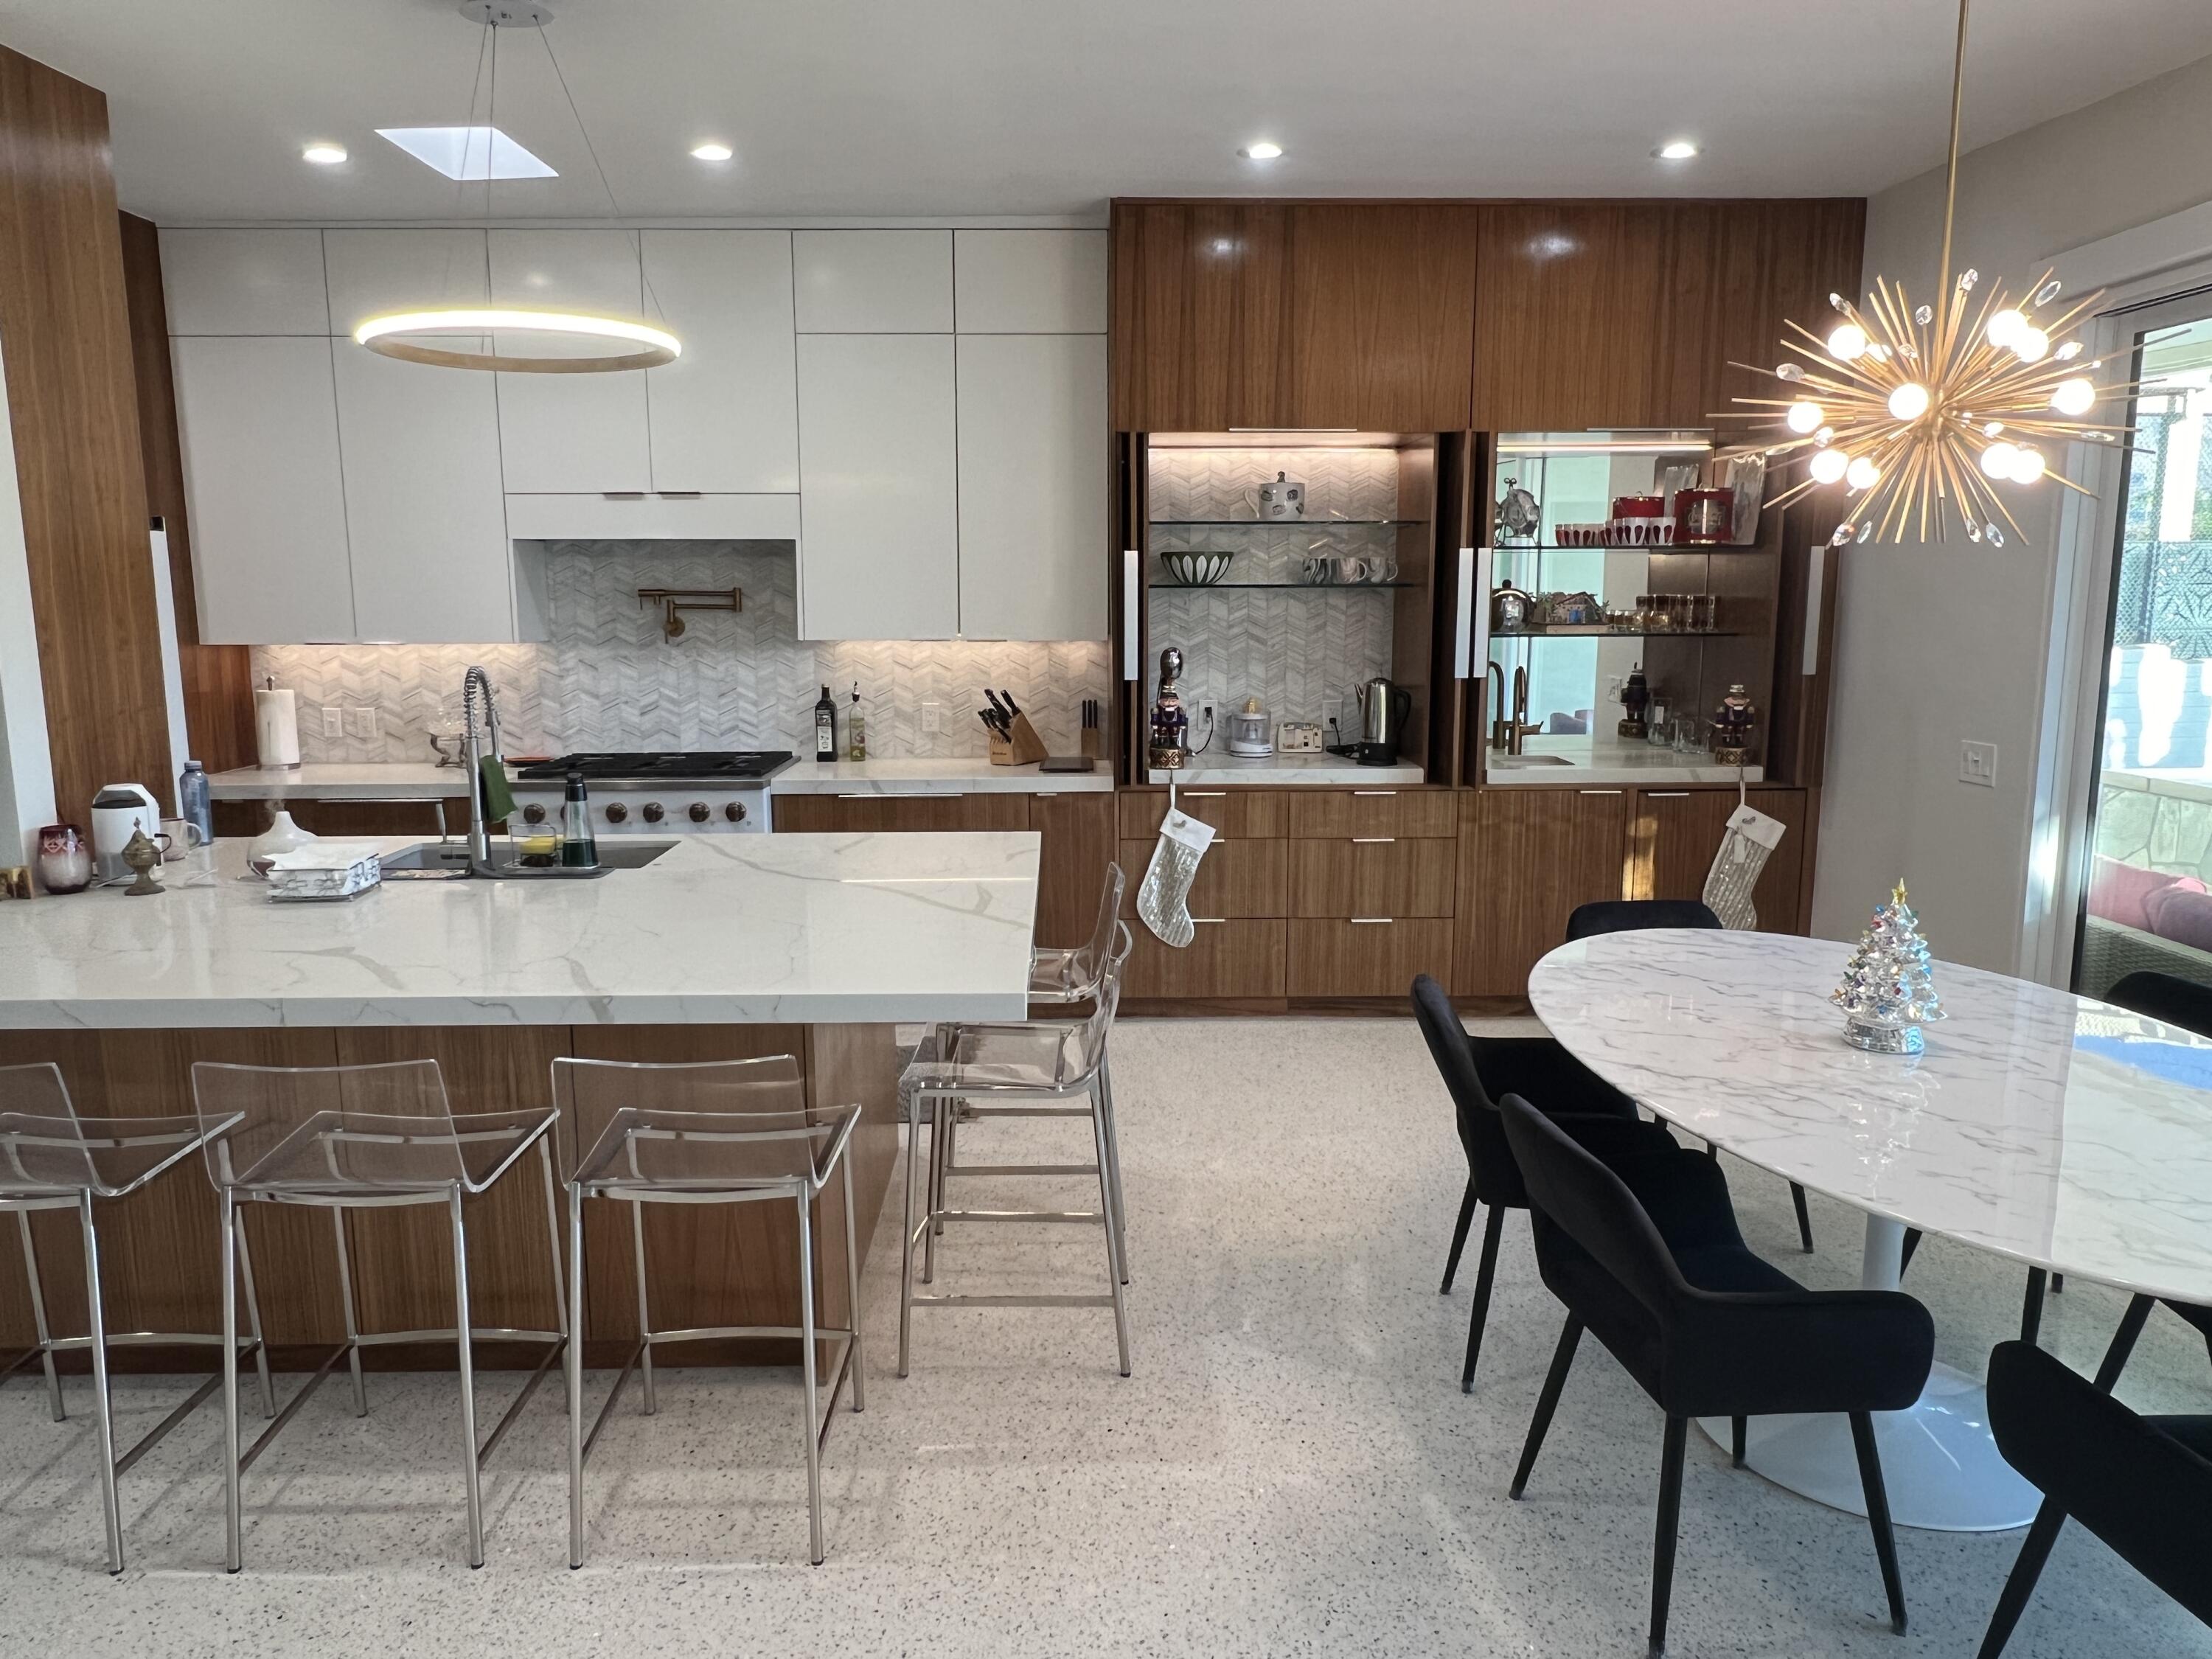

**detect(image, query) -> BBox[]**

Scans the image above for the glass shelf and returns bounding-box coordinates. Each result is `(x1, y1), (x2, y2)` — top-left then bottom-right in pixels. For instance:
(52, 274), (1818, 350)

(1152, 518), (1425, 529)
(1492, 628), (1748, 641)
(1490, 542), (1764, 552)
(1149, 581), (1419, 591)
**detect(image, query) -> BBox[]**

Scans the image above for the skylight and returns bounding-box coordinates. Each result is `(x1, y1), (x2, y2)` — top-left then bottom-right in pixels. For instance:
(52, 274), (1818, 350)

(375, 126), (556, 181)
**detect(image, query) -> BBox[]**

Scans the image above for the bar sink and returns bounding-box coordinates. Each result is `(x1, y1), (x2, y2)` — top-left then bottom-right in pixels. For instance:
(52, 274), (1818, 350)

(379, 839), (678, 879)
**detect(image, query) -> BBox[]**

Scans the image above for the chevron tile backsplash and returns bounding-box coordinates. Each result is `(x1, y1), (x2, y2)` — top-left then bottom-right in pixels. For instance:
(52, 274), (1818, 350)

(254, 541), (1110, 763)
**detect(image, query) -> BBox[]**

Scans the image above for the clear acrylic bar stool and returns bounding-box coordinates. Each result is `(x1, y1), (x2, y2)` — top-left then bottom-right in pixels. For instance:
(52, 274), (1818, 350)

(0, 1062), (274, 1574)
(554, 1054), (864, 1567)
(900, 922), (1135, 1378)
(190, 1059), (566, 1571)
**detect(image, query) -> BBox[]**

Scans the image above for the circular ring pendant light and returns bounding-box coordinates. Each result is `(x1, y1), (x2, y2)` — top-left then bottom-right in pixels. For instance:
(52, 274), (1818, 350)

(364, 1), (681, 375)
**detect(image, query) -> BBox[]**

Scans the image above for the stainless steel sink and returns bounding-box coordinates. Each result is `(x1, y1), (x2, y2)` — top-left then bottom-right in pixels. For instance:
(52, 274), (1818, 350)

(378, 839), (677, 879)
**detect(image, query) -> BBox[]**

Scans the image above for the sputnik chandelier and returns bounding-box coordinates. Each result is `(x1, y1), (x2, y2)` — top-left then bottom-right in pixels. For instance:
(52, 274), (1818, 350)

(1720, 0), (2127, 547)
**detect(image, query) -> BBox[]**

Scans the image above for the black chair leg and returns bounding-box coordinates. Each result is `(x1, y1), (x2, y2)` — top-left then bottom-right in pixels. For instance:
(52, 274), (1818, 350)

(2020, 1268), (2048, 1346)
(1729, 1415), (1746, 1468)
(2092, 1293), (2154, 1392)
(1975, 1499), (2067, 1659)
(1790, 1182), (1815, 1253)
(1510, 1315), (1582, 1498)
(1649, 1414), (1688, 1659)
(1440, 1178), (1478, 1293)
(1899, 1228), (1922, 1276)
(1460, 1203), (1506, 1394)
(2050, 1273), (2063, 1294)
(1848, 1411), (1907, 1635)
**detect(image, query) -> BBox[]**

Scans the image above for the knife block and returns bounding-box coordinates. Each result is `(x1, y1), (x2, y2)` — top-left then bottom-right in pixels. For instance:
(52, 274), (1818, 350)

(989, 713), (1049, 766)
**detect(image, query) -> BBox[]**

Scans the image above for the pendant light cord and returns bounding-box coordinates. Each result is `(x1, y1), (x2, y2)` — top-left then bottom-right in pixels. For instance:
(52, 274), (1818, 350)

(538, 24), (666, 321)
(1935, 0), (1969, 340)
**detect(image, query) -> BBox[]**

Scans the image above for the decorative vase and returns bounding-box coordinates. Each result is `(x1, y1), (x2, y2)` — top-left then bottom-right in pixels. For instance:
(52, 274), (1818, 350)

(36, 824), (92, 894)
(247, 810), (316, 871)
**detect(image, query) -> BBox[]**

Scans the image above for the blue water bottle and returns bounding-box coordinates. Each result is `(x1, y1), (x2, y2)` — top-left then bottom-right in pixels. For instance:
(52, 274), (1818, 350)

(179, 759), (214, 845)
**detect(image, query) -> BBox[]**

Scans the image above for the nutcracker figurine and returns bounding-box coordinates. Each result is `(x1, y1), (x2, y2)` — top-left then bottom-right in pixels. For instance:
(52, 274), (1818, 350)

(1710, 683), (1757, 765)
(1149, 647), (1192, 771)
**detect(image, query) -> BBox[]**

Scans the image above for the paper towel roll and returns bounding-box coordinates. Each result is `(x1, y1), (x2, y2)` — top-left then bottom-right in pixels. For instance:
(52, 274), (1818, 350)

(255, 687), (301, 768)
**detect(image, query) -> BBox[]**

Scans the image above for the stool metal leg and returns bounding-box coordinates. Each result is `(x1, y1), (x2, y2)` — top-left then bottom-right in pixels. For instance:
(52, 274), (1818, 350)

(566, 1180), (586, 1570)
(1099, 1054), (1130, 1285)
(897, 1089), (925, 1378)
(15, 1209), (64, 1421)
(448, 1186), (484, 1569)
(221, 1191), (243, 1573)
(922, 1094), (945, 1285)
(329, 1208), (368, 1416)
(232, 1208), (276, 1419)
(77, 1192), (125, 1575)
(630, 1200), (658, 1415)
(538, 1139), (570, 1413)
(839, 1152), (866, 1413)
(796, 1188), (824, 1565)
(1088, 1080), (1132, 1377)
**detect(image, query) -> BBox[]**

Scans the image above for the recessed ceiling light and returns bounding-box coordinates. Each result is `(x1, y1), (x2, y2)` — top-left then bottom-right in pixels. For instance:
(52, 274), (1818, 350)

(690, 142), (734, 162)
(1239, 141), (1283, 161)
(1654, 139), (1700, 161)
(302, 142), (347, 166)
(376, 125), (556, 181)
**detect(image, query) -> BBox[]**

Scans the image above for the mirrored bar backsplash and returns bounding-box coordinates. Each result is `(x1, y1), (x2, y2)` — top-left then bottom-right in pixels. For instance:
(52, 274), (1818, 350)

(252, 540), (1112, 763)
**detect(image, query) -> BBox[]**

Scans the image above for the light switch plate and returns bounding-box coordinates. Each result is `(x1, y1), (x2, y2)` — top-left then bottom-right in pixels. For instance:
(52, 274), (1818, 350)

(347, 706), (378, 739)
(1960, 740), (1998, 787)
(321, 706), (344, 739)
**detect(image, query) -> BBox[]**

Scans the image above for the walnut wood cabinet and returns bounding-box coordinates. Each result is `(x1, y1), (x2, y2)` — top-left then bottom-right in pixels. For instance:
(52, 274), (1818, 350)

(1632, 785), (1808, 936)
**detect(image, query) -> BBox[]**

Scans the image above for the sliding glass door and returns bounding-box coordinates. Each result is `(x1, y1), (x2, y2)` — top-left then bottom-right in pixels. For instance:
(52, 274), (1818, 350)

(2075, 298), (2212, 997)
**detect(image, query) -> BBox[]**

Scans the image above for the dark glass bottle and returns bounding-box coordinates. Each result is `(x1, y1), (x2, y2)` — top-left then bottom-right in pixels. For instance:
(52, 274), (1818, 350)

(560, 769), (599, 868)
(814, 684), (838, 761)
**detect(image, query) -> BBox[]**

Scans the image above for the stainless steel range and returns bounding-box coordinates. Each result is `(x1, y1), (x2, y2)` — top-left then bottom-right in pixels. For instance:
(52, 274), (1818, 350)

(508, 751), (796, 835)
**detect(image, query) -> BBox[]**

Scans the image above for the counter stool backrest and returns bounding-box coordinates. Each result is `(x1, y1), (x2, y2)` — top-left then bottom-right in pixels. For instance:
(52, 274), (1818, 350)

(1565, 899), (1722, 942)
(552, 1053), (846, 1191)
(1072, 864), (1129, 990)
(190, 1059), (470, 1193)
(0, 1062), (98, 1195)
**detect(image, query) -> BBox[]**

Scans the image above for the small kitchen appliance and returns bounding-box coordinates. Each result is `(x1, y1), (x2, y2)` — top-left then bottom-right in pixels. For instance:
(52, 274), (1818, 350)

(90, 783), (163, 881)
(1226, 698), (1274, 758)
(1354, 676), (1414, 767)
(509, 751), (795, 835)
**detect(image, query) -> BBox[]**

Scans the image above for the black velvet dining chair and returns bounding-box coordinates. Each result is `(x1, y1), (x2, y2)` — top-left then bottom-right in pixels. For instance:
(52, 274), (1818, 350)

(1410, 973), (1676, 1394)
(1498, 1093), (1933, 1658)
(1563, 897), (1818, 1254)
(1975, 1339), (2212, 1658)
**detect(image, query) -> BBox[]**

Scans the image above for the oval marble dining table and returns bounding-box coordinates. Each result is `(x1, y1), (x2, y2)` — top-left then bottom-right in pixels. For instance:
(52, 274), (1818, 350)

(1528, 928), (2212, 1533)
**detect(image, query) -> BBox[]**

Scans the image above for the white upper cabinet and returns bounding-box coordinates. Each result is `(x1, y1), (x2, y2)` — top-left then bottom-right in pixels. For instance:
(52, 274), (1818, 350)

(796, 333), (959, 640)
(333, 335), (512, 644)
(488, 229), (652, 493)
(160, 229), (330, 335)
(793, 231), (953, 332)
(953, 230), (1110, 333)
(323, 228), (488, 339)
(641, 231), (800, 494)
(172, 336), (354, 644)
(956, 334), (1108, 641)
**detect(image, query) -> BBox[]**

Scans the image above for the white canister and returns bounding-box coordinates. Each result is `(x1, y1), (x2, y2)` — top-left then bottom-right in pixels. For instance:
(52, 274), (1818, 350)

(255, 686), (301, 768)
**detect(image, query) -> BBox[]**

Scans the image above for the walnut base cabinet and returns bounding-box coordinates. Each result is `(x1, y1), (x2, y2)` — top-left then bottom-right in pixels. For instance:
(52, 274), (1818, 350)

(1632, 787), (1809, 936)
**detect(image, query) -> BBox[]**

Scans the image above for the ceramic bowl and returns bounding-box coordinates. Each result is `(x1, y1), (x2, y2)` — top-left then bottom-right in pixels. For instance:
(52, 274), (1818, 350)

(1161, 550), (1234, 586)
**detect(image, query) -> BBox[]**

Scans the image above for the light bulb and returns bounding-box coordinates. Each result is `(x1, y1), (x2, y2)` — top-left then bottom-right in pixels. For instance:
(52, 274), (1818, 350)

(2013, 326), (2051, 363)
(2050, 378), (2096, 416)
(1826, 323), (1868, 361)
(302, 143), (347, 165)
(1785, 399), (1824, 434)
(1809, 448), (1850, 484)
(689, 142), (734, 161)
(1986, 308), (2026, 349)
(1980, 441), (2019, 479)
(1845, 456), (1880, 491)
(1239, 141), (1282, 160)
(1886, 382), (1931, 421)
(2006, 446), (2047, 484)
(1815, 425), (1834, 446)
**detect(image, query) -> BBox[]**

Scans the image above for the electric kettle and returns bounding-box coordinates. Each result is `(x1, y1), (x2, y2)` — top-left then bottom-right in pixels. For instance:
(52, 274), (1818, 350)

(1354, 676), (1414, 766)
(90, 783), (163, 880)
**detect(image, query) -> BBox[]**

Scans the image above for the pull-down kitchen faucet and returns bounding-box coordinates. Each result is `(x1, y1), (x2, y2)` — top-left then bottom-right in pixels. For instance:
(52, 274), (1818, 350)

(460, 665), (504, 874)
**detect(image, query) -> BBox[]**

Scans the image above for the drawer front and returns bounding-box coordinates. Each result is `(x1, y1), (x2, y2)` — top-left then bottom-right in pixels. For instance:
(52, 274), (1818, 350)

(1289, 790), (1457, 839)
(772, 793), (1030, 833)
(1288, 838), (1455, 917)
(1119, 789), (1288, 841)
(1126, 919), (1286, 998)
(1286, 918), (1455, 998)
(1119, 838), (1287, 919)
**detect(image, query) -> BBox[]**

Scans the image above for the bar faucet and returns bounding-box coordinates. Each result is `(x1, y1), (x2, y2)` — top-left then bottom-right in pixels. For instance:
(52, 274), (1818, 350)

(460, 665), (504, 874)
(1486, 661), (1508, 751)
(1503, 665), (1538, 757)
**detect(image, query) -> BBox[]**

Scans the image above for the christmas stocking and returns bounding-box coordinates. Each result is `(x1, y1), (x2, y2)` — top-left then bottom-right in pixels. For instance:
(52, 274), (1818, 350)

(1702, 799), (1786, 930)
(1137, 807), (1217, 947)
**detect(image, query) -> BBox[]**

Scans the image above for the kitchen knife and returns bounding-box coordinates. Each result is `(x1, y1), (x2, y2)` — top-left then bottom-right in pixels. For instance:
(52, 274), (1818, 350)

(1001, 689), (1023, 717)
(984, 689), (1011, 722)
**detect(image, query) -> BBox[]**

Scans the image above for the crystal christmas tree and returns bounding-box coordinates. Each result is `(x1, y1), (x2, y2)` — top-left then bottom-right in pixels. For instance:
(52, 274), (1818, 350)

(1832, 881), (1947, 1054)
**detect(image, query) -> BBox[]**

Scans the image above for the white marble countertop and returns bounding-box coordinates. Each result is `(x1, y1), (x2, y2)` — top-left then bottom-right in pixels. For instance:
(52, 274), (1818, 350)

(1530, 928), (2212, 1305)
(771, 758), (1112, 795)
(0, 832), (1038, 1030)
(207, 763), (471, 801)
(1485, 735), (1764, 787)
(1146, 753), (1427, 787)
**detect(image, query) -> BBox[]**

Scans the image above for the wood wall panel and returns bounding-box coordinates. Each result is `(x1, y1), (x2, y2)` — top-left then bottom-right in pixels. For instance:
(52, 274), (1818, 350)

(0, 46), (171, 824)
(1030, 790), (1117, 949)
(118, 210), (257, 779)
(1286, 204), (1478, 430)
(1632, 786), (1808, 933)
(1454, 788), (1632, 996)
(1110, 203), (1290, 431)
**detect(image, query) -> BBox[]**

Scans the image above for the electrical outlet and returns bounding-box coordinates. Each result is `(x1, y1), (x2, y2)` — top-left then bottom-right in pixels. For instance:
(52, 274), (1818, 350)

(920, 700), (942, 734)
(1960, 740), (1998, 787)
(347, 706), (378, 740)
(321, 706), (344, 739)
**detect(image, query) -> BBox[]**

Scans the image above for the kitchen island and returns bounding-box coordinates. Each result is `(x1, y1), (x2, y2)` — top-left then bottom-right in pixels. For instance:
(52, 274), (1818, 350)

(0, 830), (1039, 1371)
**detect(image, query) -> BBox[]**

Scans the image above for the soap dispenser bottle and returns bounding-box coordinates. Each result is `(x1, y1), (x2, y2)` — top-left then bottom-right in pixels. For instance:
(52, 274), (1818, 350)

(814, 684), (838, 762)
(559, 768), (599, 869)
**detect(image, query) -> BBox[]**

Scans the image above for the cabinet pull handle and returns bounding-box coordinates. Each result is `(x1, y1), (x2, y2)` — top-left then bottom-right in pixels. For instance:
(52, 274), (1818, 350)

(1578, 789), (1625, 796)
(1453, 548), (1475, 679)
(1352, 790), (1397, 796)
(1646, 791), (1691, 798)
(1122, 550), (1140, 681)
(1351, 836), (1396, 844)
(657, 490), (703, 499)
(1192, 917), (1225, 925)
(600, 491), (646, 500)
(838, 791), (937, 799)
(1349, 917), (1393, 925)
(1182, 790), (1226, 797)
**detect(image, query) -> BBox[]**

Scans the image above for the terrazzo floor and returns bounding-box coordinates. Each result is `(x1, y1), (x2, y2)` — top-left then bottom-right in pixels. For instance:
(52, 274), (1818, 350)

(1, 1018), (2208, 1658)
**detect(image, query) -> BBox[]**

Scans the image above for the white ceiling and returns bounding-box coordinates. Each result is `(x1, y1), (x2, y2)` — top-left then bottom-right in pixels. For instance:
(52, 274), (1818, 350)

(3, 0), (2211, 223)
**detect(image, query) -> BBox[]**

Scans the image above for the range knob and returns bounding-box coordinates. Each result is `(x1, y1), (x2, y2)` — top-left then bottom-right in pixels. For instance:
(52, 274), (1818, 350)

(641, 801), (664, 824)
(521, 803), (547, 824)
(688, 801), (711, 823)
(605, 801), (628, 824)
(724, 801), (746, 824)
